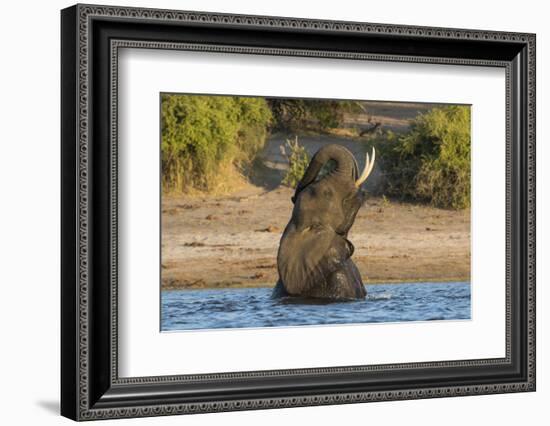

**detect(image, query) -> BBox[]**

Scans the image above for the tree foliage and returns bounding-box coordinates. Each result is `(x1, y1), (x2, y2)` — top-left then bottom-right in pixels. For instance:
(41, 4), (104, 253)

(379, 105), (471, 209)
(161, 94), (272, 193)
(268, 99), (362, 132)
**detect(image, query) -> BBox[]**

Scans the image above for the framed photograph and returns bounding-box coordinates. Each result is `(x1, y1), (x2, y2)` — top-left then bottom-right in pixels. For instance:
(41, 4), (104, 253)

(61, 4), (536, 421)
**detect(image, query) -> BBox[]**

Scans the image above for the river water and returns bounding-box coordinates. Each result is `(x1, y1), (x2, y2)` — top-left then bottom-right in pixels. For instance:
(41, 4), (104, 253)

(161, 281), (470, 332)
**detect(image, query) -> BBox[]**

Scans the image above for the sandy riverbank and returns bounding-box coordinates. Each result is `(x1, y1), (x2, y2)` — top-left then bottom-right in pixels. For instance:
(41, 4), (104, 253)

(161, 185), (470, 290)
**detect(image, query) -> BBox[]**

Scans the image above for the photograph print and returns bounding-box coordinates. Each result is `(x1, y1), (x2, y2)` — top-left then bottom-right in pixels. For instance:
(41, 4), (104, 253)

(160, 94), (471, 331)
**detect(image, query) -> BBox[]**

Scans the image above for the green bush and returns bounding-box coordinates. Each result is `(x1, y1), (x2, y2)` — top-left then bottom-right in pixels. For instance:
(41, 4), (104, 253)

(161, 94), (272, 193)
(281, 136), (310, 188)
(379, 105), (471, 209)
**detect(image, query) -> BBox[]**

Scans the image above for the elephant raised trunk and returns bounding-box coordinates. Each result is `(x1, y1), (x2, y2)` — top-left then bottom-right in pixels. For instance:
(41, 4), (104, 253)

(273, 144), (376, 301)
(292, 144), (358, 203)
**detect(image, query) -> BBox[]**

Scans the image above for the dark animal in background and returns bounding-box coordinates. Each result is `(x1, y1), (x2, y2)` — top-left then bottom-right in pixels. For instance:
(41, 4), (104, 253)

(272, 144), (375, 301)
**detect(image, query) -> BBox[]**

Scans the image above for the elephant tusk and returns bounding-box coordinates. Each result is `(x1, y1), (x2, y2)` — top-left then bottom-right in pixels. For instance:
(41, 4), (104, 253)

(355, 147), (376, 187)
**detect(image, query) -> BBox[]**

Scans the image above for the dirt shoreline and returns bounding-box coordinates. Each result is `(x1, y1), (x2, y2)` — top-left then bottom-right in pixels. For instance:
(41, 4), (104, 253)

(162, 279), (470, 291)
(161, 186), (470, 290)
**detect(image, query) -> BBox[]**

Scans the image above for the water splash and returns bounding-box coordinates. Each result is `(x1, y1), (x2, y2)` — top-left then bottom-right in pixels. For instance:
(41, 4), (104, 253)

(367, 292), (393, 301)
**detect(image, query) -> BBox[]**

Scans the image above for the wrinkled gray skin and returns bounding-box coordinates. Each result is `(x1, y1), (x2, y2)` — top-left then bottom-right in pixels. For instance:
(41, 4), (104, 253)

(272, 144), (367, 301)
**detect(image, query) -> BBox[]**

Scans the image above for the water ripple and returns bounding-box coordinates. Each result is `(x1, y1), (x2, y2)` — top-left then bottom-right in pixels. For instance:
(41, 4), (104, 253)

(161, 282), (471, 331)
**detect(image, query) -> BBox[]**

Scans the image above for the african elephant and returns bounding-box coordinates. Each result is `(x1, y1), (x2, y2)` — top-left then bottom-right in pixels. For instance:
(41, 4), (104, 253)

(272, 144), (375, 301)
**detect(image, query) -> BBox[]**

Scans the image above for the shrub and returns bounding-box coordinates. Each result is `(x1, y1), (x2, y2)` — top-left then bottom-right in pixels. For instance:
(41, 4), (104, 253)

(280, 136), (310, 188)
(268, 99), (362, 132)
(379, 105), (471, 209)
(161, 94), (272, 193)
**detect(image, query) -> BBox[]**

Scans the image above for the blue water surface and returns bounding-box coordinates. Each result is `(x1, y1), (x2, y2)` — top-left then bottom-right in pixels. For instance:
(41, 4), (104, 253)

(161, 282), (471, 331)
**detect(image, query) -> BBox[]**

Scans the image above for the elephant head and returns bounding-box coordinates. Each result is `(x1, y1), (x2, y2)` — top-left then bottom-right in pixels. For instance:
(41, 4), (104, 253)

(274, 144), (375, 300)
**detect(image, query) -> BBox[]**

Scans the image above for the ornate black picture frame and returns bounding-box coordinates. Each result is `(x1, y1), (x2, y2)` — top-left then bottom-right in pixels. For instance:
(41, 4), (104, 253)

(61, 3), (536, 421)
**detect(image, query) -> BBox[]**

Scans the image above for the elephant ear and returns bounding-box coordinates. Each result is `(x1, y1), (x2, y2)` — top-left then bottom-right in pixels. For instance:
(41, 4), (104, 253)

(278, 225), (353, 296)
